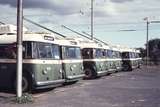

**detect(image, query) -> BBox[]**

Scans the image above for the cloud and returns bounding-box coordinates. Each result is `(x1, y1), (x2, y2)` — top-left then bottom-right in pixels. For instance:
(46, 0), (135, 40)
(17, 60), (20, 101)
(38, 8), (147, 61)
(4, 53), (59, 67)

(110, 0), (134, 3)
(0, 0), (121, 17)
(0, 0), (52, 8)
(0, 0), (83, 15)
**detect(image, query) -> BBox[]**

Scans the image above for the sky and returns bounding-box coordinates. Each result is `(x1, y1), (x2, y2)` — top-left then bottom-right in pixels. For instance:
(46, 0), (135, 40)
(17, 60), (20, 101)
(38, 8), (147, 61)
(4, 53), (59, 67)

(0, 0), (160, 48)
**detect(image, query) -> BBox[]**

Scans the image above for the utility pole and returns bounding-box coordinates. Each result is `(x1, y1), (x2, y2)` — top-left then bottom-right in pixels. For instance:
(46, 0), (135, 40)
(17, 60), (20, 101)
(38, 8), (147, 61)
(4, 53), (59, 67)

(146, 19), (149, 66)
(144, 18), (160, 66)
(17, 0), (23, 97)
(91, 0), (94, 40)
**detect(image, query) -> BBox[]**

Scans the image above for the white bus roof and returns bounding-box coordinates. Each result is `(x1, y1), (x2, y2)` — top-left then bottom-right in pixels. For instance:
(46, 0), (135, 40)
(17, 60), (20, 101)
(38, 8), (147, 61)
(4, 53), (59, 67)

(56, 39), (80, 47)
(120, 48), (136, 52)
(0, 24), (27, 34)
(135, 50), (140, 53)
(110, 46), (119, 51)
(79, 41), (104, 49)
(0, 33), (58, 44)
(103, 44), (110, 50)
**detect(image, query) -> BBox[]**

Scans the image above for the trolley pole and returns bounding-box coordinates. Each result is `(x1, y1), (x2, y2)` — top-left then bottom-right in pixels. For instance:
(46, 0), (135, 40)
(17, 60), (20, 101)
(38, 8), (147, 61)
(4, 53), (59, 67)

(17, 0), (23, 97)
(91, 0), (94, 40)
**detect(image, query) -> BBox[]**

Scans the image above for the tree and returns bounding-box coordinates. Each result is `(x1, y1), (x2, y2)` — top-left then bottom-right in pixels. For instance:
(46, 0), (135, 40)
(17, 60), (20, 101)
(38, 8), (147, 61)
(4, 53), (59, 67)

(148, 38), (160, 65)
(136, 47), (146, 58)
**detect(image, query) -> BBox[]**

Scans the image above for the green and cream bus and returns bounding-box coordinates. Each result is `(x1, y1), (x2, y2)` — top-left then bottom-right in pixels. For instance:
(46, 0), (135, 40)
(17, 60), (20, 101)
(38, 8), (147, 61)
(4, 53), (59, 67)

(56, 38), (85, 83)
(0, 25), (65, 92)
(121, 48), (139, 71)
(79, 39), (108, 79)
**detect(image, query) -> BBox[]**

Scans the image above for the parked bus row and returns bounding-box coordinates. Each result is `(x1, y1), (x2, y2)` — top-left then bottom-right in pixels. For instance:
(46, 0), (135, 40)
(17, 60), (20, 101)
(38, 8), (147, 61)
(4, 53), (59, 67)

(0, 24), (142, 92)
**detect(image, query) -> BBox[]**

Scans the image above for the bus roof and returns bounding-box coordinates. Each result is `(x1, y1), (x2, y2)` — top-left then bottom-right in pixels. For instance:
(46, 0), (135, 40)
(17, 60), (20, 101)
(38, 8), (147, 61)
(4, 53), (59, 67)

(135, 49), (140, 53)
(56, 39), (80, 47)
(0, 24), (27, 34)
(0, 33), (58, 44)
(110, 46), (119, 51)
(120, 48), (136, 53)
(80, 41), (104, 49)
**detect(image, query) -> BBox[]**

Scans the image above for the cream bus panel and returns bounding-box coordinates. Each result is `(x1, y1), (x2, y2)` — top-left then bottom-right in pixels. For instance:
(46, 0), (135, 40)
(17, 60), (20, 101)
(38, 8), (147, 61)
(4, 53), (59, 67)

(0, 24), (27, 34)
(0, 33), (58, 45)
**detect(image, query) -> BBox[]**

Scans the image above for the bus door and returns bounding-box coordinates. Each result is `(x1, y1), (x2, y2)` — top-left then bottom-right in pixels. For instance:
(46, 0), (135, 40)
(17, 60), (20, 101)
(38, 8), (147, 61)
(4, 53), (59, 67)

(82, 48), (97, 79)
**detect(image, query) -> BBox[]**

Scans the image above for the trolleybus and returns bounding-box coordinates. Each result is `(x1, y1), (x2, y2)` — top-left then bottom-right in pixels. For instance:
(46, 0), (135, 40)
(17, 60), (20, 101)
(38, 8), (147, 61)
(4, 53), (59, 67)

(0, 25), (65, 92)
(79, 39), (108, 79)
(121, 48), (139, 71)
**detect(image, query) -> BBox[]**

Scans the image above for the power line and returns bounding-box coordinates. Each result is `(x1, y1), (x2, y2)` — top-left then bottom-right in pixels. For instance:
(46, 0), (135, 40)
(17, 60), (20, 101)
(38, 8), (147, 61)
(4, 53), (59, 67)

(59, 22), (145, 26)
(23, 17), (66, 38)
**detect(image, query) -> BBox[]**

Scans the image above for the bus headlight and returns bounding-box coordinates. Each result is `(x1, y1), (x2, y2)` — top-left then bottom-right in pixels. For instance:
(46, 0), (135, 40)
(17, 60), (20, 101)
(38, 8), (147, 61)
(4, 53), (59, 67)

(100, 64), (103, 68)
(81, 66), (84, 70)
(70, 66), (74, 71)
(59, 69), (62, 73)
(110, 63), (112, 66)
(42, 70), (48, 75)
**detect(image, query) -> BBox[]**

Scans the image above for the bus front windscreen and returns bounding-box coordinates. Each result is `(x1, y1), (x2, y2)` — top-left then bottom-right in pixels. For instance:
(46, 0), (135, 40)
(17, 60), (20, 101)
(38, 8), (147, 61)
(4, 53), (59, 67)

(64, 47), (81, 59)
(32, 42), (60, 59)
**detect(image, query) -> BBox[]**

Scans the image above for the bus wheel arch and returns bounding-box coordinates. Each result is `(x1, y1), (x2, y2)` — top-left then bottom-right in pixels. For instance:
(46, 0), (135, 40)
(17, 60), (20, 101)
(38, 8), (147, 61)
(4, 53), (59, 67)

(13, 71), (32, 92)
(84, 68), (97, 79)
(123, 64), (132, 71)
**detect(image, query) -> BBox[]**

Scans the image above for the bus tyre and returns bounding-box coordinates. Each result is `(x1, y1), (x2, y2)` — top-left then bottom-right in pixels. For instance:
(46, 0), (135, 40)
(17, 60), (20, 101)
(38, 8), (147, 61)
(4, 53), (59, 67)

(84, 68), (96, 79)
(14, 74), (31, 93)
(123, 65), (131, 71)
(22, 76), (30, 92)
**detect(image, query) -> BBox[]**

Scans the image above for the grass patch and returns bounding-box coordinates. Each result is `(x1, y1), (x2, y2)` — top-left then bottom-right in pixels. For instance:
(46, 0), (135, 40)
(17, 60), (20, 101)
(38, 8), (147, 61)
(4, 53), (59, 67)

(14, 93), (34, 104)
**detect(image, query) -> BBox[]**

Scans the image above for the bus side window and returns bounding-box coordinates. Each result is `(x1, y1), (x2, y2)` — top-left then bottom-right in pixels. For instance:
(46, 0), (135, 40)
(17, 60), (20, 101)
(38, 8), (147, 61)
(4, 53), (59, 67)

(52, 45), (60, 59)
(23, 42), (32, 59)
(10, 49), (16, 59)
(0, 45), (16, 59)
(0, 46), (8, 58)
(32, 42), (38, 59)
(102, 50), (106, 58)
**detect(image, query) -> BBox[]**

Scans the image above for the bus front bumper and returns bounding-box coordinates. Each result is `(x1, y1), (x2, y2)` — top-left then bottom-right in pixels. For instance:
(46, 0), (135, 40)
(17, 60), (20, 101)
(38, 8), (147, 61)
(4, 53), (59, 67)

(97, 70), (108, 76)
(65, 74), (85, 82)
(35, 79), (65, 89)
(108, 69), (117, 73)
(66, 74), (85, 80)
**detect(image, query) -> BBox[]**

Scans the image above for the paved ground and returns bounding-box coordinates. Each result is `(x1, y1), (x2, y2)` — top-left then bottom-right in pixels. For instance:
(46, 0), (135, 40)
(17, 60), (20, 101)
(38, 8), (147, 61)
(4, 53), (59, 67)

(0, 65), (160, 107)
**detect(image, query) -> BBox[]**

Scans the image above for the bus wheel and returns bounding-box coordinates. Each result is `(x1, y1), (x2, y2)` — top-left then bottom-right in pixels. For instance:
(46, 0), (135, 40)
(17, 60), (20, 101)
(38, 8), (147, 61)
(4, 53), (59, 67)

(84, 68), (96, 79)
(124, 65), (132, 71)
(123, 65), (130, 71)
(14, 74), (31, 93)
(22, 76), (30, 92)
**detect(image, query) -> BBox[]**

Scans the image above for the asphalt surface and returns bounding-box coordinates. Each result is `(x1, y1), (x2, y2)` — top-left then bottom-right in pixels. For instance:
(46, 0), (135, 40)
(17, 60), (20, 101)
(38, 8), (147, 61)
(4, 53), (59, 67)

(0, 65), (160, 107)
